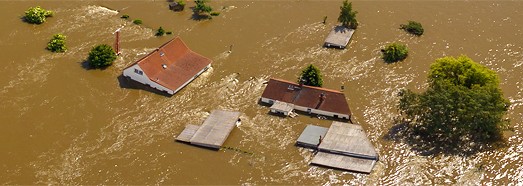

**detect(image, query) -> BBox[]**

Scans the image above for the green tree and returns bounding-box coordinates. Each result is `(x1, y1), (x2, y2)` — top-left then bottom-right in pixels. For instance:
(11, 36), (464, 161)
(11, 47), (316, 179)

(398, 56), (509, 151)
(46, 34), (67, 53)
(299, 64), (323, 87)
(156, 27), (165, 36)
(87, 44), (117, 68)
(338, 0), (358, 29)
(24, 6), (53, 24)
(194, 0), (212, 15)
(400, 21), (424, 36)
(382, 43), (408, 63)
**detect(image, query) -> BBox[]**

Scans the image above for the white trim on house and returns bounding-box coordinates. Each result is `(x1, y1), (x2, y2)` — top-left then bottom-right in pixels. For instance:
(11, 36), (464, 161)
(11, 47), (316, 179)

(123, 64), (173, 94)
(261, 97), (349, 119)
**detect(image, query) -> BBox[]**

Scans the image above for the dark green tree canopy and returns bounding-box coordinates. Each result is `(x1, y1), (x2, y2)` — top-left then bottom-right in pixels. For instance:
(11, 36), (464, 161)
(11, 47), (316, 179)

(194, 0), (213, 14)
(47, 34), (67, 53)
(299, 64), (323, 87)
(398, 55), (509, 153)
(338, 0), (358, 29)
(88, 44), (117, 69)
(382, 43), (408, 63)
(400, 21), (424, 36)
(24, 6), (53, 24)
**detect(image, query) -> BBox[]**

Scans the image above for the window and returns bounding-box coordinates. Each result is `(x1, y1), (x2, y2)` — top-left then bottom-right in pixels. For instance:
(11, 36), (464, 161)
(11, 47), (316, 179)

(134, 69), (143, 75)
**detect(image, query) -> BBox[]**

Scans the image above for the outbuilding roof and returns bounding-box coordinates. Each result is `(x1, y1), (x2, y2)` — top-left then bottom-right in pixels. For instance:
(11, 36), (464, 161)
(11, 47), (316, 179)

(261, 78), (351, 116)
(129, 37), (212, 92)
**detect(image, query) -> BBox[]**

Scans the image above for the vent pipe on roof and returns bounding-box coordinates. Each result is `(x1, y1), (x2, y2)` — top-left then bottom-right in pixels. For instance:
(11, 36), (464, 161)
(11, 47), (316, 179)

(162, 64), (167, 69)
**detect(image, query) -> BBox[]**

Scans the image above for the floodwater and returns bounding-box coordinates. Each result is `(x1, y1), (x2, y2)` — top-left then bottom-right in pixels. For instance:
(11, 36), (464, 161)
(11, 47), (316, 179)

(0, 0), (522, 184)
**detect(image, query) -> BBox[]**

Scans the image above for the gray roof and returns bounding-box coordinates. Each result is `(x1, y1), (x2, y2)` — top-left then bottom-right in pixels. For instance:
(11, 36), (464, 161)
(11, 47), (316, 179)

(324, 26), (355, 49)
(318, 121), (378, 160)
(176, 110), (241, 149)
(296, 125), (329, 149)
(270, 101), (294, 113)
(311, 152), (376, 174)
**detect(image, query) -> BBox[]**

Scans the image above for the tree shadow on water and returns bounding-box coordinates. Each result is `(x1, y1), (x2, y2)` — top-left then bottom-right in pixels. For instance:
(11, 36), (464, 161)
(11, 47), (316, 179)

(383, 117), (507, 157)
(188, 7), (211, 21)
(80, 60), (110, 71)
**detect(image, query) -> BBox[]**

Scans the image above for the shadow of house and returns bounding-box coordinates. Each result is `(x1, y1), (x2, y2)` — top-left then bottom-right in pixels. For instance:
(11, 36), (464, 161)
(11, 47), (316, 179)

(117, 75), (173, 97)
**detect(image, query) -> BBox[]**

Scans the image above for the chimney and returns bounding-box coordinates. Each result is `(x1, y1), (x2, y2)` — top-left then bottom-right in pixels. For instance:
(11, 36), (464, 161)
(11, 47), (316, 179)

(315, 93), (326, 109)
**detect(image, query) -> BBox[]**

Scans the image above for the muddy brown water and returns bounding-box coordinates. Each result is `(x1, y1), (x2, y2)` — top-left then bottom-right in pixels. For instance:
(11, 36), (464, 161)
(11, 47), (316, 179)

(0, 1), (522, 184)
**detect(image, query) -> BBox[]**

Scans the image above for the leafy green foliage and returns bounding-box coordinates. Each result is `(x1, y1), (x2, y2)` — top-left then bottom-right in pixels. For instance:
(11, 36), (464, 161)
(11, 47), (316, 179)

(88, 44), (117, 68)
(156, 27), (165, 36)
(338, 0), (358, 29)
(398, 56), (509, 152)
(46, 34), (67, 53)
(382, 43), (408, 63)
(132, 19), (142, 25)
(299, 64), (323, 87)
(24, 6), (53, 24)
(210, 11), (220, 16)
(194, 0), (212, 15)
(401, 21), (424, 36)
(121, 14), (129, 19)
(177, 0), (186, 6)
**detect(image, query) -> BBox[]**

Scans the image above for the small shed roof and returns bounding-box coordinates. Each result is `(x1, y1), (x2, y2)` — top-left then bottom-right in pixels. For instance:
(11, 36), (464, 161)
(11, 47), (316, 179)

(296, 125), (329, 149)
(324, 26), (355, 48)
(270, 101), (294, 113)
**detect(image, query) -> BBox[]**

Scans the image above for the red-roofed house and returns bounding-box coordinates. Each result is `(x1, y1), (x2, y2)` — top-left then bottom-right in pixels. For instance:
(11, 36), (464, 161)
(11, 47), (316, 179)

(261, 78), (352, 120)
(123, 37), (212, 95)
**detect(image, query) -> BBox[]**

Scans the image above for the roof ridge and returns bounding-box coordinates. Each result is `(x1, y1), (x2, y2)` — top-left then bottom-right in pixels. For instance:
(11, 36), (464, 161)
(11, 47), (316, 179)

(269, 78), (343, 94)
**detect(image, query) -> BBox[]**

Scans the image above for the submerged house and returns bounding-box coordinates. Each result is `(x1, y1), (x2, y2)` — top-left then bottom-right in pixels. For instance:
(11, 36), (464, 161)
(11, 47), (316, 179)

(123, 37), (212, 95)
(260, 78), (351, 120)
(324, 26), (355, 49)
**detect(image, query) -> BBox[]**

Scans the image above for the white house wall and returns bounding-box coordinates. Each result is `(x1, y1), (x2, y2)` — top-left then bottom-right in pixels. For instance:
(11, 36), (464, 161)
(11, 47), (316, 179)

(123, 64), (174, 94)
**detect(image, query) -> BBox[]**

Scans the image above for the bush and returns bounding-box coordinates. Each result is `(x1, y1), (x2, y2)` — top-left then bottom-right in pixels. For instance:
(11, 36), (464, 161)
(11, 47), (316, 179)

(88, 44), (117, 68)
(210, 12), (220, 16)
(24, 6), (53, 24)
(400, 21), (424, 36)
(299, 64), (323, 87)
(47, 34), (67, 53)
(133, 19), (142, 25)
(194, 0), (212, 15)
(166, 31), (173, 35)
(382, 43), (408, 63)
(121, 14), (129, 19)
(155, 27), (165, 36)
(177, 0), (186, 6)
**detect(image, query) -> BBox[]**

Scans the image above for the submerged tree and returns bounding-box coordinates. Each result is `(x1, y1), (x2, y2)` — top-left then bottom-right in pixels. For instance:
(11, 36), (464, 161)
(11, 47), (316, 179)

(382, 43), (408, 63)
(398, 55), (509, 152)
(299, 64), (323, 87)
(88, 44), (117, 68)
(46, 34), (67, 53)
(24, 6), (53, 24)
(400, 21), (424, 36)
(338, 0), (358, 29)
(194, 0), (213, 16)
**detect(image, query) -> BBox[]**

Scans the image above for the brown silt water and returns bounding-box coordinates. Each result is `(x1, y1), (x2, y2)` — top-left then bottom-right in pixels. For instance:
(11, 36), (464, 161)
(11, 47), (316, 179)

(1, 1), (522, 184)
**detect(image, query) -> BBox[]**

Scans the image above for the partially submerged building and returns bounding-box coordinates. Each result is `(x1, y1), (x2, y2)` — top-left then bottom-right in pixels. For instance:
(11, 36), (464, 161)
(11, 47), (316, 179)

(324, 26), (355, 49)
(176, 110), (241, 150)
(260, 78), (351, 120)
(123, 37), (212, 95)
(296, 121), (378, 173)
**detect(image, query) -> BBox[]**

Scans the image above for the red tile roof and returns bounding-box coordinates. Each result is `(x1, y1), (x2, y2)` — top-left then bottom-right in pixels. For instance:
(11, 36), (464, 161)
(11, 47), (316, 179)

(261, 78), (351, 116)
(130, 37), (212, 92)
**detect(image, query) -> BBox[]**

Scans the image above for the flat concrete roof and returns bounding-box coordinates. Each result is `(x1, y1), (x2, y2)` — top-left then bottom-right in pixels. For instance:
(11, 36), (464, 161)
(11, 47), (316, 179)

(189, 110), (241, 149)
(311, 152), (376, 174)
(296, 125), (328, 149)
(318, 121), (378, 160)
(324, 26), (355, 49)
